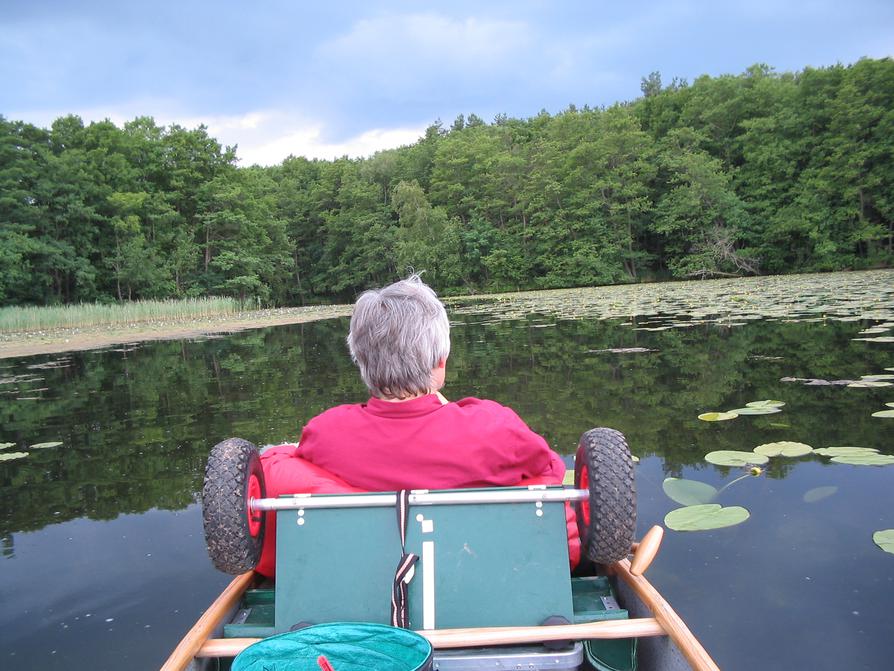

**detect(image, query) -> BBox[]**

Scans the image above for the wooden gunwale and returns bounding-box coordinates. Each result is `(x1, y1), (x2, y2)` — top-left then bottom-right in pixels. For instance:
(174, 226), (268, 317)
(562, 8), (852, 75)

(613, 558), (720, 671)
(160, 570), (255, 671)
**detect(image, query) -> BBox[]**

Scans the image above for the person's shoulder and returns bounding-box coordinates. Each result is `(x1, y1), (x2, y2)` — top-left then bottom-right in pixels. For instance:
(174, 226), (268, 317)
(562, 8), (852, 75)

(306, 402), (365, 425)
(452, 397), (522, 419)
(449, 397), (548, 452)
(454, 396), (503, 409)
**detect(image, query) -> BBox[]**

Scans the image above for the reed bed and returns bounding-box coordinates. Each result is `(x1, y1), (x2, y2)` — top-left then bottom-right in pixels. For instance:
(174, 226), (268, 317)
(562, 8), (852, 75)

(0, 297), (242, 333)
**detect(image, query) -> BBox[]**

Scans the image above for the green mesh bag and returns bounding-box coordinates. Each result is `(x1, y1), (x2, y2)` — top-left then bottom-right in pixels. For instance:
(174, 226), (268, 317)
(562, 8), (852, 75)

(232, 622), (433, 671)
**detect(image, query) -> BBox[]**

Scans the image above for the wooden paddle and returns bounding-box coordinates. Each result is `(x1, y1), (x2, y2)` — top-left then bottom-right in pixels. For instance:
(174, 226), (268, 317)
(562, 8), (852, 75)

(630, 525), (664, 576)
(197, 617), (667, 658)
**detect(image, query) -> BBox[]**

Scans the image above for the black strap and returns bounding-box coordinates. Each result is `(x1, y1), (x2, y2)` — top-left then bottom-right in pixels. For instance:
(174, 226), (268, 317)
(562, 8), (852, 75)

(390, 489), (419, 628)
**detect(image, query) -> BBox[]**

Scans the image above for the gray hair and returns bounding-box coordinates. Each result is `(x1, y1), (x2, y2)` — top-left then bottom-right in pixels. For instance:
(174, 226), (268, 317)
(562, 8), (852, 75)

(347, 274), (451, 399)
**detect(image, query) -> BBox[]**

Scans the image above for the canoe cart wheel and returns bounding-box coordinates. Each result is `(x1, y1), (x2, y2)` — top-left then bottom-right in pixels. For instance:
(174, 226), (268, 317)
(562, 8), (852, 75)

(574, 428), (636, 565)
(202, 437), (266, 574)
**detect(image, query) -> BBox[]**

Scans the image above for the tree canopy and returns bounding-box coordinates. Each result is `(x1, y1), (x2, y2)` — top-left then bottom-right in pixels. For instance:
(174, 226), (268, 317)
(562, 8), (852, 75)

(2, 58), (891, 306)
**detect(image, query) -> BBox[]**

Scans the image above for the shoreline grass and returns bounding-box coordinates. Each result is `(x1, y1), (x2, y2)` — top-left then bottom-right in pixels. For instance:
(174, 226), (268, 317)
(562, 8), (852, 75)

(0, 297), (242, 333)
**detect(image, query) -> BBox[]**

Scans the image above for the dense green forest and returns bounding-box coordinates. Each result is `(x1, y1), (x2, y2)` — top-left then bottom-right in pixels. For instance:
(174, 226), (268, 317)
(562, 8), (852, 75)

(1, 58), (892, 307)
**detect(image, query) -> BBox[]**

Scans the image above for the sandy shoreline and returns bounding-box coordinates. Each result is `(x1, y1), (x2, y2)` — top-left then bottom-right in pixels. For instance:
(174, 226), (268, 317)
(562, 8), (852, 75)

(0, 304), (354, 360)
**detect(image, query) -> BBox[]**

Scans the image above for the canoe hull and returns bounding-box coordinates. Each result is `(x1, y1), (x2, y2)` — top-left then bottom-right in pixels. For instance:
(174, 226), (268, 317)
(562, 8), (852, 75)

(615, 575), (695, 671)
(172, 567), (708, 671)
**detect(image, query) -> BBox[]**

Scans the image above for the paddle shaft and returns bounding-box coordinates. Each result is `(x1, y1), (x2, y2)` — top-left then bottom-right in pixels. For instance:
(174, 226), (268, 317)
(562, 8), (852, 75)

(197, 617), (666, 658)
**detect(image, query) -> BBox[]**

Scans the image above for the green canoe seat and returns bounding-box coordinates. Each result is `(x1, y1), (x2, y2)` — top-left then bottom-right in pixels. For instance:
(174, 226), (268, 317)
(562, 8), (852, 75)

(273, 486), (575, 633)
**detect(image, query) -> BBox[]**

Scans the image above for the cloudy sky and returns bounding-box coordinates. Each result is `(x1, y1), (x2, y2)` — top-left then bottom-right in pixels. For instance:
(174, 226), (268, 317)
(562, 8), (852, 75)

(2, 1), (891, 165)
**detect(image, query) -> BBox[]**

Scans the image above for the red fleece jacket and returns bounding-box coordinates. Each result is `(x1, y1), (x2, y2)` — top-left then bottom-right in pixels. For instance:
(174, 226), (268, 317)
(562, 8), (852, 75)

(297, 395), (565, 490)
(255, 395), (579, 576)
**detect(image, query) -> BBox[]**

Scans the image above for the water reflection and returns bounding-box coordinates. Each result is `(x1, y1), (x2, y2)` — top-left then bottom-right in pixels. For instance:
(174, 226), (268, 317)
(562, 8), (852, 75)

(0, 295), (892, 670)
(3, 316), (890, 541)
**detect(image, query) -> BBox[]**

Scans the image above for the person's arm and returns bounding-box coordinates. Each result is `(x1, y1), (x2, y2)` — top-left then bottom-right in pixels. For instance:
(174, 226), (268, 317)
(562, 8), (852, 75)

(452, 398), (564, 485)
(500, 406), (565, 483)
(522, 439), (566, 483)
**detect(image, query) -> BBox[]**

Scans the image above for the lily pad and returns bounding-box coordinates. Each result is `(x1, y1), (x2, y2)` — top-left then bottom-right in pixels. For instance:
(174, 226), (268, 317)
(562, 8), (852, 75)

(0, 452), (28, 461)
(803, 486), (838, 503)
(662, 478), (718, 506)
(0, 442), (16, 450)
(705, 450), (769, 467)
(698, 411), (739, 422)
(746, 400), (786, 408)
(754, 441), (813, 458)
(29, 441), (63, 449)
(831, 453), (894, 466)
(874, 529), (894, 554)
(814, 446), (879, 457)
(727, 406), (782, 415)
(871, 410), (894, 418)
(664, 504), (750, 531)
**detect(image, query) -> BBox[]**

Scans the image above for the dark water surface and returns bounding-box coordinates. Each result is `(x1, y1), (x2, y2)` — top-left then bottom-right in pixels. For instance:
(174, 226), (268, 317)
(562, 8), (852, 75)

(1, 272), (893, 670)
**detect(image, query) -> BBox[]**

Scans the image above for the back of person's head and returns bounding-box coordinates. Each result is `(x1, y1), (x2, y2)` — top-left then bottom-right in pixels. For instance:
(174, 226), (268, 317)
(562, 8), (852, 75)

(347, 273), (450, 399)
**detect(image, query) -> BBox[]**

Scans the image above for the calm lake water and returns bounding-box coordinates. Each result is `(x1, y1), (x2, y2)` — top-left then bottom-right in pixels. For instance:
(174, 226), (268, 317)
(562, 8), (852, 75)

(1, 271), (893, 670)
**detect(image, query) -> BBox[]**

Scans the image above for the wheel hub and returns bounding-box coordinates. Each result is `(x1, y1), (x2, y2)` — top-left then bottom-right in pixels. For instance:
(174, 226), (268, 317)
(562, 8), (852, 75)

(247, 473), (263, 537)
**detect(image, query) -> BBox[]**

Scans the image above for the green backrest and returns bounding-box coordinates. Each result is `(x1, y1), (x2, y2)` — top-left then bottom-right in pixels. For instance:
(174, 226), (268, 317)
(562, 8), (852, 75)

(274, 487), (573, 632)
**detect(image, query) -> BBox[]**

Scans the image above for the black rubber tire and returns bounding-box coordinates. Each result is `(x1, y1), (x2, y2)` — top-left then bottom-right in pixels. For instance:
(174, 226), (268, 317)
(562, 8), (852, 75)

(202, 437), (266, 575)
(574, 428), (636, 565)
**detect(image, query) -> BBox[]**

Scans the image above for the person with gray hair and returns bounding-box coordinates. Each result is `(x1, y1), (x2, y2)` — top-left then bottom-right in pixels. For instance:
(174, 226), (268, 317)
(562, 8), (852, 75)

(295, 274), (565, 492)
(347, 274), (451, 401)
